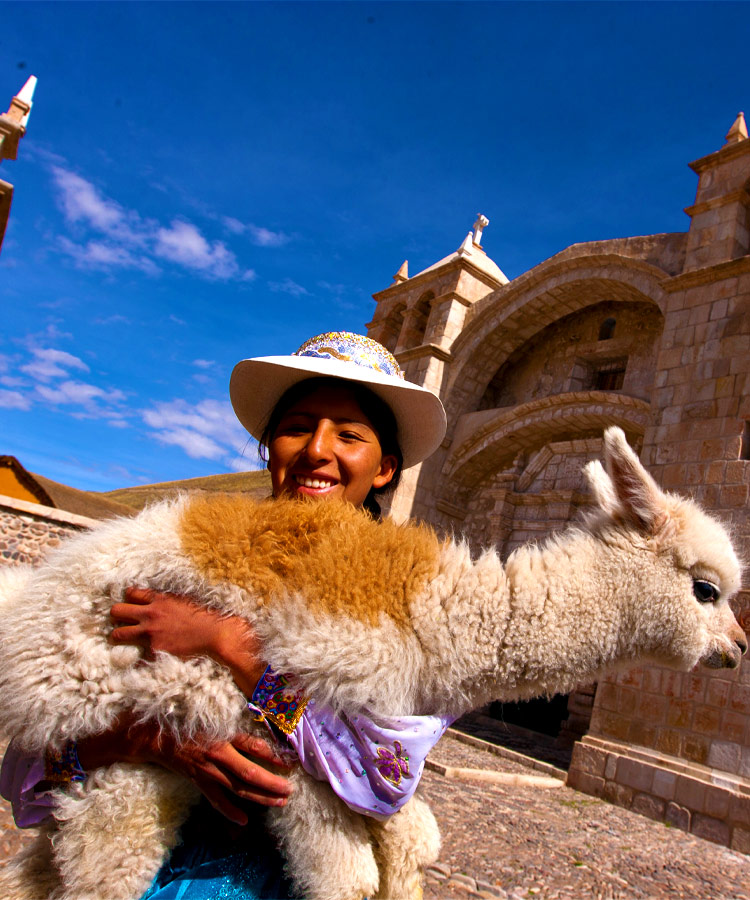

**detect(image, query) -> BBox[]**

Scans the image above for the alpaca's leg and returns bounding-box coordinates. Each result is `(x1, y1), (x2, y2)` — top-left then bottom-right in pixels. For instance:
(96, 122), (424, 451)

(267, 771), (379, 900)
(367, 797), (440, 900)
(50, 764), (197, 900)
(0, 828), (61, 900)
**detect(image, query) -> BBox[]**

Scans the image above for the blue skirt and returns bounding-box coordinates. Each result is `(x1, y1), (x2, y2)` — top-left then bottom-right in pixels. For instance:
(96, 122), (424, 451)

(140, 800), (297, 900)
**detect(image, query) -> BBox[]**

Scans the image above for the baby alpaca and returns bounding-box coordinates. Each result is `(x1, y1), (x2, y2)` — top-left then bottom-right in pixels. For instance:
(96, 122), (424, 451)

(0, 427), (744, 900)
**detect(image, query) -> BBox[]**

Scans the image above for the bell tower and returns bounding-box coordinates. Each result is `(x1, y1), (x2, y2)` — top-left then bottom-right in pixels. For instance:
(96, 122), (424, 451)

(0, 75), (37, 254)
(367, 215), (507, 519)
(684, 111), (750, 270)
(368, 215), (507, 392)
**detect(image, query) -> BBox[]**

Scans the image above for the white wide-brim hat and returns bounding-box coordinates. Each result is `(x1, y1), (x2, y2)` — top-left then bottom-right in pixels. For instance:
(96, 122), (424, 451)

(230, 332), (447, 469)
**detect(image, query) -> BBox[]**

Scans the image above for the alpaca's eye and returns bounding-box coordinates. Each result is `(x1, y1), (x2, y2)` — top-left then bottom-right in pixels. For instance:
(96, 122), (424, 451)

(693, 580), (719, 603)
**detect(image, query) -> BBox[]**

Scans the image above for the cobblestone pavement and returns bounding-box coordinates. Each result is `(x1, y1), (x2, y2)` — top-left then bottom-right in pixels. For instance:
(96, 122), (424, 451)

(422, 730), (750, 900)
(2, 734), (750, 899)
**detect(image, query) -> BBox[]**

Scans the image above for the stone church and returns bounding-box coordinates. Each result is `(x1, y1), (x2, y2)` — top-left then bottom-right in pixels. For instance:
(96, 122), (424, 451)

(367, 113), (750, 851)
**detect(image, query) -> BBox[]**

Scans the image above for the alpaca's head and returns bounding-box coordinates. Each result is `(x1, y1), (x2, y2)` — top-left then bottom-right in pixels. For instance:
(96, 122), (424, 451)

(584, 428), (746, 671)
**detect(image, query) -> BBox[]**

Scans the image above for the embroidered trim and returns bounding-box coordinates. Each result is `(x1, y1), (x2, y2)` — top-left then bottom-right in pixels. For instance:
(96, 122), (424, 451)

(249, 666), (309, 735)
(44, 741), (86, 785)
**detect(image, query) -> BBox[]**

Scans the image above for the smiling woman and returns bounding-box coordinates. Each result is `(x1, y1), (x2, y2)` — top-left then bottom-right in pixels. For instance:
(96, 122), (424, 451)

(1, 331), (448, 900)
(262, 380), (400, 511)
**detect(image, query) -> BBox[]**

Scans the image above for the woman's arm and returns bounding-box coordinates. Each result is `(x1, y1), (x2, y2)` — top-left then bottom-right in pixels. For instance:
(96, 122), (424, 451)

(1, 714), (293, 830)
(76, 713), (292, 824)
(110, 587), (264, 698)
(3, 592), (294, 829)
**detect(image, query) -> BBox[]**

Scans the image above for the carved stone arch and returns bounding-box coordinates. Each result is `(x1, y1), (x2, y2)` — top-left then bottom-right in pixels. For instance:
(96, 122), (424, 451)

(442, 391), (650, 491)
(442, 258), (668, 422)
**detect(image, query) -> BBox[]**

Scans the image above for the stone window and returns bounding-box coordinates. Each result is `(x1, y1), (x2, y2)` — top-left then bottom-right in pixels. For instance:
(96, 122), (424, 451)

(591, 358), (627, 391)
(598, 317), (617, 340)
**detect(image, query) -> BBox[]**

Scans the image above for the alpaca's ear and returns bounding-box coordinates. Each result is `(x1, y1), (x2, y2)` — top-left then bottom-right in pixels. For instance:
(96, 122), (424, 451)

(584, 460), (620, 518)
(602, 427), (667, 533)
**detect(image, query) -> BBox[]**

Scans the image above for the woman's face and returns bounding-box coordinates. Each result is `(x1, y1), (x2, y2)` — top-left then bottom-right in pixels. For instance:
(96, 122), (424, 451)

(268, 383), (398, 507)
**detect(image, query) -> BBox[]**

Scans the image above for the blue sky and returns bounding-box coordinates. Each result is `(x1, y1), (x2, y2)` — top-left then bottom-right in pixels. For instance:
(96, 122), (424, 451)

(1, 1), (748, 492)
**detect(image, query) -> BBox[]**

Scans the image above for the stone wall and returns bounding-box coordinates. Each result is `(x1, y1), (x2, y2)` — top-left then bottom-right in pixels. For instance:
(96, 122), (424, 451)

(0, 493), (96, 567)
(567, 588), (750, 852)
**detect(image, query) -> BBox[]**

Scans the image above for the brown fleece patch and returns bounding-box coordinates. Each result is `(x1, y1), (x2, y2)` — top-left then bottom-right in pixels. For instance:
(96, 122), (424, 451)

(179, 495), (441, 628)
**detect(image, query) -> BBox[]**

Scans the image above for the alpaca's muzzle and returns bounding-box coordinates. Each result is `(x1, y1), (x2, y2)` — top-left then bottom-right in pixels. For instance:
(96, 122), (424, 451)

(701, 639), (746, 669)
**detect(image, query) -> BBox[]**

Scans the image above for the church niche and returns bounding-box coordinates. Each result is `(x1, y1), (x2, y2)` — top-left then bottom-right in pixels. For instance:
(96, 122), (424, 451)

(478, 300), (663, 411)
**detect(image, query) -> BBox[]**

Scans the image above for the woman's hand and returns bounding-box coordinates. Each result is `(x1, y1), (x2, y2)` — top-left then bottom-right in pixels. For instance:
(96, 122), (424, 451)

(76, 714), (293, 825)
(110, 588), (266, 696)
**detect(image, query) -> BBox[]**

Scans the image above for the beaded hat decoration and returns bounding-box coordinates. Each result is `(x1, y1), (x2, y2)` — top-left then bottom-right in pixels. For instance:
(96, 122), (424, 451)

(229, 331), (446, 469)
(294, 332), (404, 380)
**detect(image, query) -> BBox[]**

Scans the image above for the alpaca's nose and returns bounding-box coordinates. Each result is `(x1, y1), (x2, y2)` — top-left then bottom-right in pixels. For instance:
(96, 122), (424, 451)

(737, 635), (748, 656)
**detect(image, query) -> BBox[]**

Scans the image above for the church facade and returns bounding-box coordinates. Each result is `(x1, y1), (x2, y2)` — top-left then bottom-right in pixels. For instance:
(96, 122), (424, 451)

(367, 114), (750, 850)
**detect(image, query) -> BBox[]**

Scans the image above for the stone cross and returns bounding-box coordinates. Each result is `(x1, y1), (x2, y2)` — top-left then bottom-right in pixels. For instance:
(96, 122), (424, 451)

(472, 214), (489, 246)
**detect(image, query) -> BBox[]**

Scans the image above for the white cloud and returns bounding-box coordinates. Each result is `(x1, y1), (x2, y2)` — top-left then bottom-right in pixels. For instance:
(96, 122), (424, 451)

(0, 375), (27, 388)
(192, 359), (215, 369)
(94, 314), (131, 326)
(0, 389), (31, 410)
(5, 335), (131, 425)
(154, 220), (250, 280)
(20, 347), (89, 382)
(154, 220), (228, 270)
(143, 397), (246, 448)
(50, 167), (254, 282)
(51, 166), (125, 232)
(269, 278), (309, 297)
(317, 281), (358, 311)
(247, 225), (289, 248)
(24, 324), (73, 344)
(142, 397), (254, 467)
(149, 426), (226, 460)
(58, 237), (159, 275)
(222, 216), (246, 235)
(36, 379), (126, 410)
(221, 217), (289, 248)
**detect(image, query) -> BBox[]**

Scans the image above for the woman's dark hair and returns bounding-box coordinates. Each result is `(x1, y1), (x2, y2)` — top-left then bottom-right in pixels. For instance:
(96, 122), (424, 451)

(258, 377), (403, 518)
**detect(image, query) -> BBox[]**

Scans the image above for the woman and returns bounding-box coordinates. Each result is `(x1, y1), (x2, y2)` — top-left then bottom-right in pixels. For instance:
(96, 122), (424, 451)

(1, 332), (447, 899)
